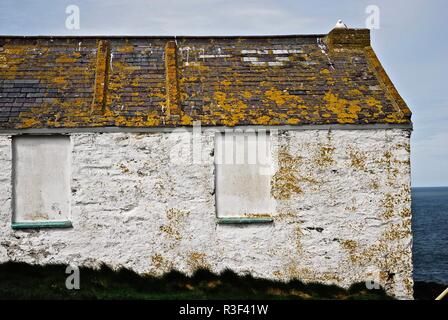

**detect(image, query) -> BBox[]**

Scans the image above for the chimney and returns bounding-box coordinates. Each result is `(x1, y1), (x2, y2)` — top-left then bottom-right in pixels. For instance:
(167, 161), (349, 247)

(325, 28), (371, 50)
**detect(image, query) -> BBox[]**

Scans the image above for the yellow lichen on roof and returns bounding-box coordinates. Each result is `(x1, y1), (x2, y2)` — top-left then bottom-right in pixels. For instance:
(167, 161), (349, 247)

(0, 30), (412, 129)
(324, 92), (361, 124)
(264, 88), (303, 107)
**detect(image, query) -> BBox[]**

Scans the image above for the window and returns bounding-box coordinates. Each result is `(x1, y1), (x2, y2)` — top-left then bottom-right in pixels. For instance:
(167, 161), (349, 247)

(12, 135), (72, 229)
(215, 130), (274, 224)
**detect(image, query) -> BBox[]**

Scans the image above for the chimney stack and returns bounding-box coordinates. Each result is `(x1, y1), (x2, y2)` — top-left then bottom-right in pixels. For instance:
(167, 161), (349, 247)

(325, 28), (371, 50)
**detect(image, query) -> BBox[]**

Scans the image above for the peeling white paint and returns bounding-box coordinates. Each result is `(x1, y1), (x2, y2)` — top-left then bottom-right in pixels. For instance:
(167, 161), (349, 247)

(198, 54), (231, 59)
(272, 49), (288, 54)
(241, 50), (257, 54)
(109, 52), (114, 71)
(241, 49), (275, 55)
(317, 38), (335, 70)
(184, 61), (201, 67)
(275, 57), (290, 62)
(272, 49), (304, 54)
(243, 57), (258, 62)
(267, 61), (283, 66)
(243, 56), (284, 66)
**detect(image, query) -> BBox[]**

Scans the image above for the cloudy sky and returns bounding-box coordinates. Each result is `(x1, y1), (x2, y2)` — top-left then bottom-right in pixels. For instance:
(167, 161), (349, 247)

(0, 0), (446, 187)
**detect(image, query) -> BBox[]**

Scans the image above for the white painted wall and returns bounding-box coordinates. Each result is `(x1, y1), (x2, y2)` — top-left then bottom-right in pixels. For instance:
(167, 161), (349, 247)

(12, 136), (71, 223)
(0, 129), (413, 299)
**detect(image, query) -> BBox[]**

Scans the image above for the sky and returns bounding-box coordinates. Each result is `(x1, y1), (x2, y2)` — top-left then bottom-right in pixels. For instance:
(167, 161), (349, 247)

(0, 0), (446, 187)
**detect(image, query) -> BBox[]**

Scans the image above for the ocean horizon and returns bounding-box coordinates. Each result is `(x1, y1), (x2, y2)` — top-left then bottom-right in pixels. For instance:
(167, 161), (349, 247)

(412, 186), (448, 284)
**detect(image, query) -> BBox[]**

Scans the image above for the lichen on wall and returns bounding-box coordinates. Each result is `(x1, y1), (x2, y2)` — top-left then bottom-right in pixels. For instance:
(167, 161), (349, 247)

(0, 129), (413, 299)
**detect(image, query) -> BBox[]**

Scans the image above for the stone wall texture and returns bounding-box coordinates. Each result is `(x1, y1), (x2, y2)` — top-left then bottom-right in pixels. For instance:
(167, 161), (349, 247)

(0, 128), (413, 299)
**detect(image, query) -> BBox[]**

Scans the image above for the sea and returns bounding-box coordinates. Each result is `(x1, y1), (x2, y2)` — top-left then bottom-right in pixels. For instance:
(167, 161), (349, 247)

(412, 187), (448, 284)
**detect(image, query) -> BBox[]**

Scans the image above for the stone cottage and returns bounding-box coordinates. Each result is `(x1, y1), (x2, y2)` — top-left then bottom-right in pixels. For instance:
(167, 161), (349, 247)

(0, 27), (413, 298)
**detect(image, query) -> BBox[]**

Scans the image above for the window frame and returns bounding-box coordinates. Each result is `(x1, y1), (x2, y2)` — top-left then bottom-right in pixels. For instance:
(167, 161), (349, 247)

(214, 129), (274, 225)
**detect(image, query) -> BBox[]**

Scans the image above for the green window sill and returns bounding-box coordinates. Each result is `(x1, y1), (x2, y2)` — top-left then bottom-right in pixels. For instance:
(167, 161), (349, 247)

(217, 217), (274, 224)
(12, 221), (73, 229)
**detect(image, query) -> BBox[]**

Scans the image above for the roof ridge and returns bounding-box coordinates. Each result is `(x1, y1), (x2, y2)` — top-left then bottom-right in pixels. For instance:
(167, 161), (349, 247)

(363, 46), (412, 121)
(0, 34), (327, 39)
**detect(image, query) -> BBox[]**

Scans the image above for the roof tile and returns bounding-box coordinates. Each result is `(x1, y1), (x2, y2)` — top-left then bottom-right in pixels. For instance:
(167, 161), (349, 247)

(0, 29), (411, 129)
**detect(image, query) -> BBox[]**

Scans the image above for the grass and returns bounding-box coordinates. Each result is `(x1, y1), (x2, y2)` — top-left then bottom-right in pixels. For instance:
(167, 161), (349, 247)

(0, 262), (394, 300)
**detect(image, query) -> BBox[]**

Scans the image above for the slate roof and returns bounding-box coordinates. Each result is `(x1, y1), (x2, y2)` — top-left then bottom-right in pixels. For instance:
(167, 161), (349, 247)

(0, 28), (411, 129)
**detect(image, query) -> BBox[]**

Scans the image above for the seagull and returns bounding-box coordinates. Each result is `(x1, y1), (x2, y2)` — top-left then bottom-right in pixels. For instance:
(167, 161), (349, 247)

(335, 19), (348, 29)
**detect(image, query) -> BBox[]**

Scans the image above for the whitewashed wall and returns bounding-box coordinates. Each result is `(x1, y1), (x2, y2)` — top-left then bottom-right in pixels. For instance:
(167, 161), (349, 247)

(0, 129), (413, 299)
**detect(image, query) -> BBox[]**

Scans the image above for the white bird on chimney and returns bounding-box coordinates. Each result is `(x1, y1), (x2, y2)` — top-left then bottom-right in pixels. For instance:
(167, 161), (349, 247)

(335, 19), (348, 29)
